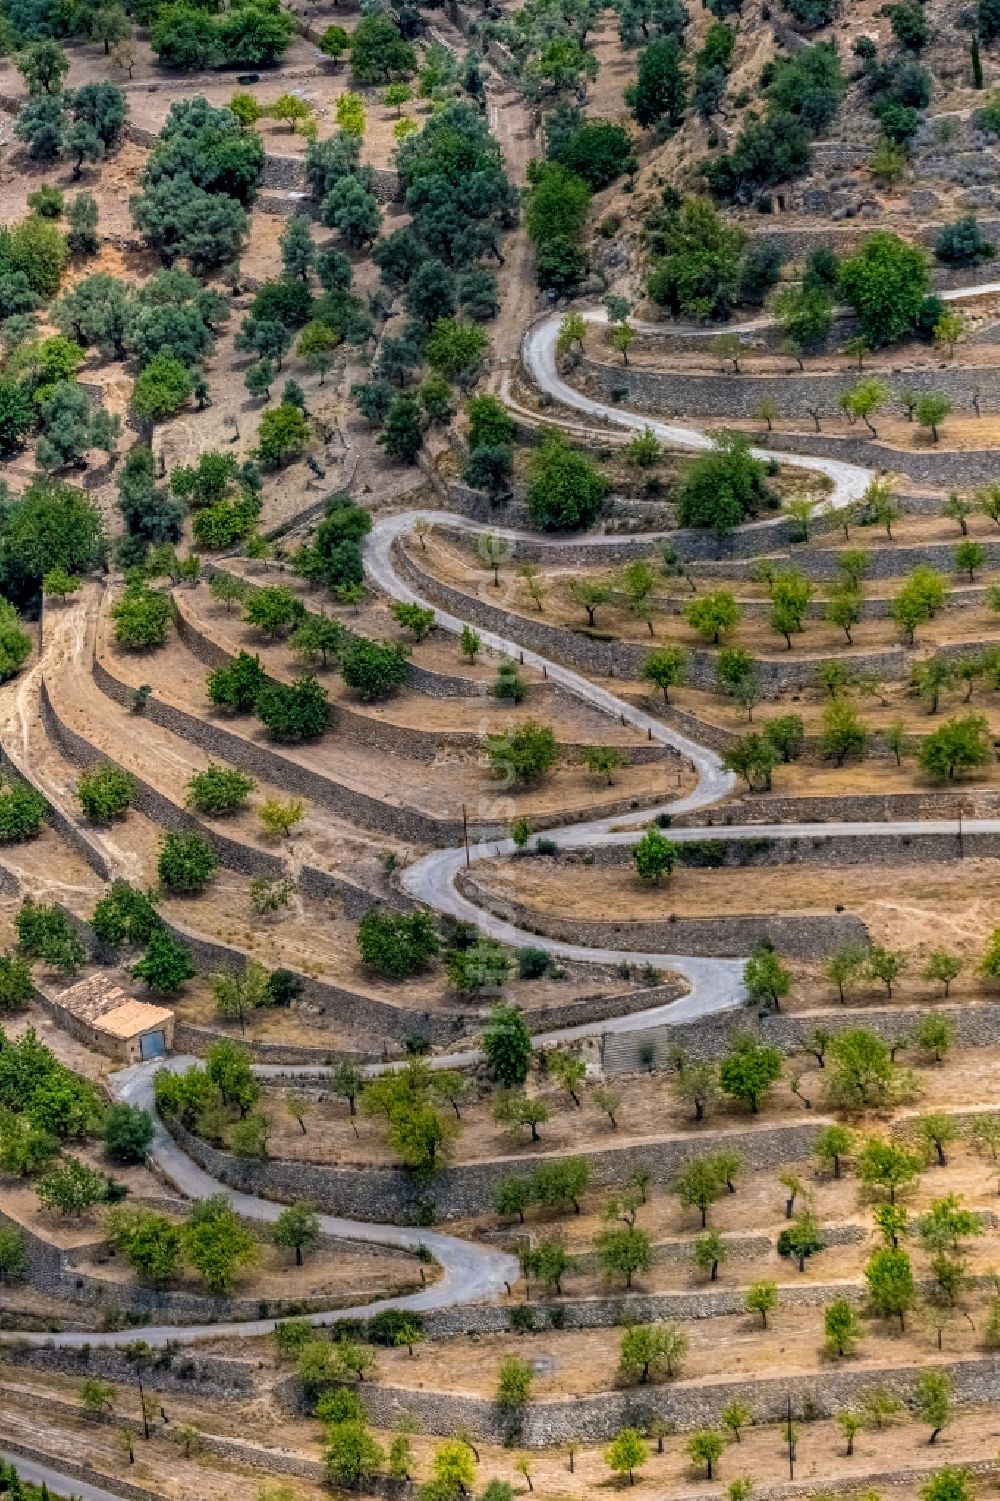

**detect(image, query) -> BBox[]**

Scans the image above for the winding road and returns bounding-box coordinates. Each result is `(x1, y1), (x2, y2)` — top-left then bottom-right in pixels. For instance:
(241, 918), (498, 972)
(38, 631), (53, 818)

(0, 300), (986, 1363)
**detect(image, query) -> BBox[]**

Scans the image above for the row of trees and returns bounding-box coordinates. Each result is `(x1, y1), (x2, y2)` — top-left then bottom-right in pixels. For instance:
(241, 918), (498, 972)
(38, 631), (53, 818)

(822, 933), (1000, 1005)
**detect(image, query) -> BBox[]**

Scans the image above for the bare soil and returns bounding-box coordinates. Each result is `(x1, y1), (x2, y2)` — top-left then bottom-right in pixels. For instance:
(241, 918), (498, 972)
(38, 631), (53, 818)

(468, 853), (1000, 965)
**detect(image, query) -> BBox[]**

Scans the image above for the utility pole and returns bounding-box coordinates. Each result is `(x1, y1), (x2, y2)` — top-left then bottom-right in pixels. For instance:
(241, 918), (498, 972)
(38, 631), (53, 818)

(462, 804), (470, 868)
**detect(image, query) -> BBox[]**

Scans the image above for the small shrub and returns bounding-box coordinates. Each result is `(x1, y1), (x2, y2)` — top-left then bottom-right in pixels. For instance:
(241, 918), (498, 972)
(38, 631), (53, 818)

(77, 764), (135, 824)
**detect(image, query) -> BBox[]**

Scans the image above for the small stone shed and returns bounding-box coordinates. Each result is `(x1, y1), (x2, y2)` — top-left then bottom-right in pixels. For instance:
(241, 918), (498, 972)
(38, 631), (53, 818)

(51, 976), (174, 1064)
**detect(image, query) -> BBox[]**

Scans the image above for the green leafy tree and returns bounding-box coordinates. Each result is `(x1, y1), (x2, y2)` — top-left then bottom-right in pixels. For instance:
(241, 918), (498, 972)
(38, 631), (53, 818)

(525, 432), (608, 531)
(744, 946), (791, 1013)
(356, 909), (439, 978)
(76, 764), (135, 824)
(0, 952), (34, 1014)
(186, 764), (255, 816)
(255, 401), (308, 468)
(745, 1280), (778, 1328)
(256, 677), (329, 743)
(157, 831), (219, 893)
(103, 1104), (154, 1165)
(341, 637), (410, 700)
(687, 589), (740, 644)
(642, 645), (687, 702)
(632, 824), (679, 883)
(673, 1156), (725, 1227)
(483, 1004), (532, 1087)
(719, 1036), (782, 1113)
(36, 1156), (106, 1216)
(687, 1429), (725, 1480)
(132, 928), (196, 993)
(606, 1428), (648, 1486)
(595, 1224), (652, 1287)
(631, 36), (688, 127)
(0, 778), (48, 843)
(497, 1355), (533, 1407)
(838, 231), (929, 347)
(271, 1202), (321, 1266)
(485, 720), (557, 786)
(920, 715), (993, 782)
(132, 352), (192, 425)
(859, 1137), (920, 1201)
(814, 1123), (853, 1179)
(914, 1369), (952, 1441)
(916, 393), (952, 443)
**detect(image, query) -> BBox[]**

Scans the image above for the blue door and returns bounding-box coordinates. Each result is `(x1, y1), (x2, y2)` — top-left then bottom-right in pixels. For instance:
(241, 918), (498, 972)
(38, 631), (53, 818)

(140, 1030), (166, 1060)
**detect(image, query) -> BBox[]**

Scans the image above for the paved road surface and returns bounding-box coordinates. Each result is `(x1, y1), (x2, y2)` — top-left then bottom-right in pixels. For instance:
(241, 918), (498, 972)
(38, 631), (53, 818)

(1, 1449), (115, 1501)
(5, 289), (992, 1350)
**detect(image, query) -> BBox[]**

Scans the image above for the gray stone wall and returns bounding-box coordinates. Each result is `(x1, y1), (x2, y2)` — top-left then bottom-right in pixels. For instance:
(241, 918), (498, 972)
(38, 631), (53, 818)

(753, 429), (1000, 488)
(685, 787), (1000, 826)
(92, 632), (468, 845)
(40, 679), (285, 882)
(0, 1439), (165, 1501)
(342, 1352), (1000, 1444)
(456, 872), (868, 958)
(0, 738), (111, 883)
(166, 1114), (824, 1223)
(577, 824), (1000, 869)
(172, 1019), (371, 1064)
(599, 992), (1000, 1073)
(392, 542), (909, 694)
(578, 354), (1000, 425)
(1, 1341), (257, 1401)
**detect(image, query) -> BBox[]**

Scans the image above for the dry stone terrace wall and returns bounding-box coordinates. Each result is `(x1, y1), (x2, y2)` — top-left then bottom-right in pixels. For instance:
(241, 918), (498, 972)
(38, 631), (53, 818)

(91, 629), (469, 845)
(0, 1441), (166, 1501)
(312, 1354), (1000, 1444)
(599, 993), (1000, 1072)
(685, 787), (1000, 825)
(567, 825), (1000, 866)
(0, 1200), (419, 1326)
(1, 1341), (257, 1401)
(455, 872), (868, 959)
(753, 430), (1000, 489)
(166, 1114), (824, 1222)
(579, 355), (1000, 425)
(40, 679), (286, 882)
(393, 542), (909, 690)
(169, 588), (666, 765)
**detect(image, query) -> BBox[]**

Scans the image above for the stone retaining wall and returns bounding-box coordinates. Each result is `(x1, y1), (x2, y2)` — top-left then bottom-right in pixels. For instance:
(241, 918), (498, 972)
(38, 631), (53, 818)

(170, 586), (665, 766)
(166, 1115), (823, 1223)
(0, 739), (111, 883)
(40, 679), (284, 883)
(573, 825), (1000, 869)
(686, 787), (1000, 826)
(172, 1019), (372, 1063)
(91, 628), (466, 845)
(392, 542), (909, 693)
(114, 594), (657, 833)
(755, 429), (1000, 488)
(1, 1341), (256, 1400)
(600, 992), (1000, 1073)
(348, 1351), (1000, 1443)
(0, 1439), (166, 1501)
(455, 871), (868, 959)
(578, 355), (1000, 425)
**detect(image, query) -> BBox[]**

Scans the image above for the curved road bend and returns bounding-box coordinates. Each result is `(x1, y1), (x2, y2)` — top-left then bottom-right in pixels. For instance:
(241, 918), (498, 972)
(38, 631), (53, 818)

(2, 295), (987, 1359)
(8, 1058), (517, 1350)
